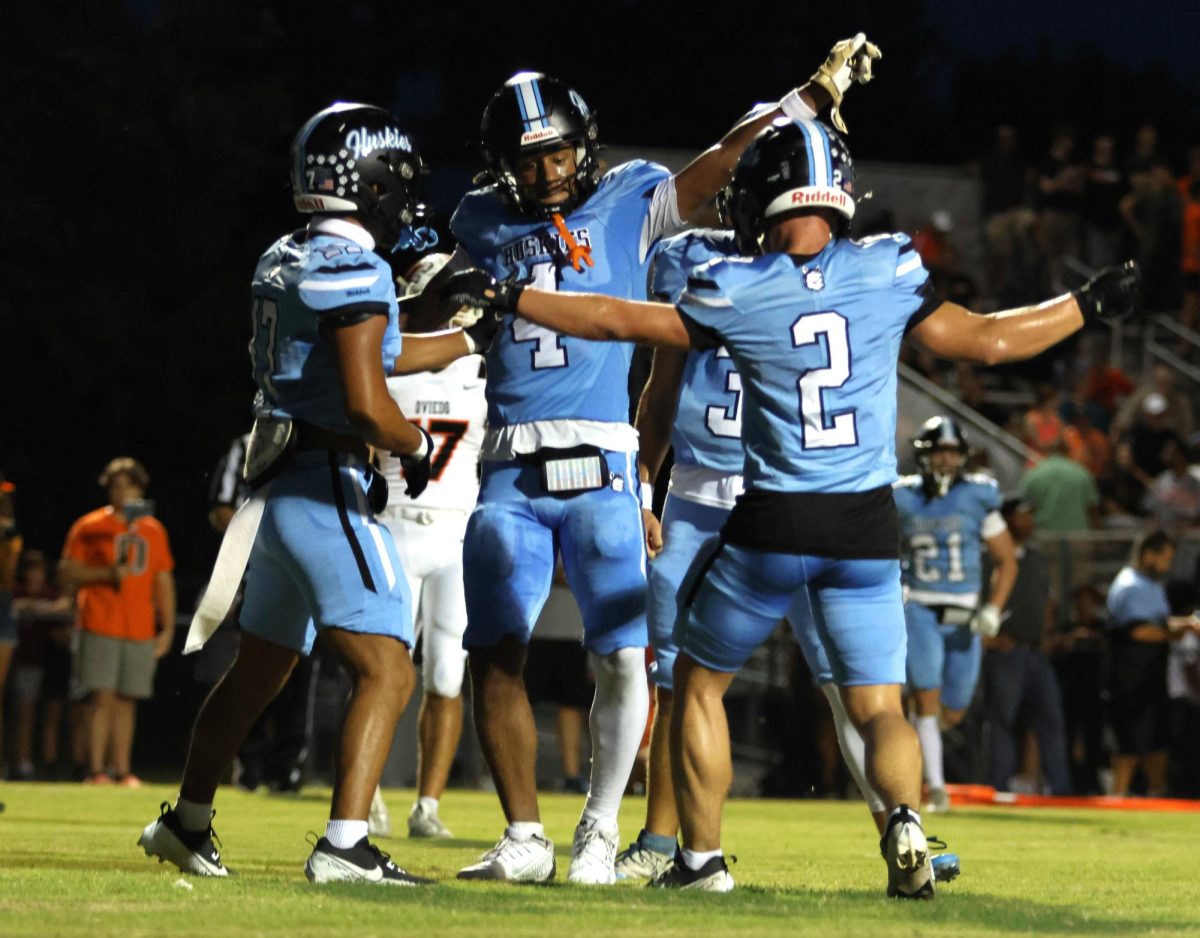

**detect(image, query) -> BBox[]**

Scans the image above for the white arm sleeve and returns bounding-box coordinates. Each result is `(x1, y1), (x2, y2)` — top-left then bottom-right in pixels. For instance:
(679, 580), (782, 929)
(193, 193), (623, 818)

(638, 177), (685, 263)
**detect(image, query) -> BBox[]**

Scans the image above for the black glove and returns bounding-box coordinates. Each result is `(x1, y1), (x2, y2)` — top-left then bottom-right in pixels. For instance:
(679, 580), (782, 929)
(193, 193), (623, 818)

(398, 426), (435, 499)
(439, 269), (525, 317)
(1073, 260), (1141, 322)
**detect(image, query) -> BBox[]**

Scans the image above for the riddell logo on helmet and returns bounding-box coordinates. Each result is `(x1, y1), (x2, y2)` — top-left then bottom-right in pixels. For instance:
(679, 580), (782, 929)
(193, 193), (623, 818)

(520, 127), (561, 146)
(345, 127), (412, 159)
(791, 190), (848, 208)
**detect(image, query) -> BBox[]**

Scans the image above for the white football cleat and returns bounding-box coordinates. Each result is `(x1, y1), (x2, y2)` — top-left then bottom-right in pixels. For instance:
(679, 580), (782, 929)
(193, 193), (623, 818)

(457, 832), (556, 882)
(305, 836), (433, 885)
(408, 802), (453, 839)
(567, 820), (619, 885)
(614, 841), (676, 881)
(648, 855), (735, 892)
(138, 801), (231, 877)
(881, 805), (935, 900)
(368, 787), (392, 839)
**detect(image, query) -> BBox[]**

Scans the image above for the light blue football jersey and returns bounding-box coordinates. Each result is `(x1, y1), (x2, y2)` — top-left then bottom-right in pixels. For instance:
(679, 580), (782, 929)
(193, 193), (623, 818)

(450, 160), (670, 429)
(650, 229), (744, 474)
(675, 233), (934, 493)
(250, 227), (402, 434)
(893, 473), (1004, 606)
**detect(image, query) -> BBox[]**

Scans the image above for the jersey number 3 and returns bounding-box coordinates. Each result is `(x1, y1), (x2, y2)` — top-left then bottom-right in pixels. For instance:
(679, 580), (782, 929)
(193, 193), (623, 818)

(792, 312), (857, 449)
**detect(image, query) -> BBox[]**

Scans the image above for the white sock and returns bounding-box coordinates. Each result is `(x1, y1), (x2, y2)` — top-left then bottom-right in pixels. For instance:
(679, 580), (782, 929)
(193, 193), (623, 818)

(681, 847), (722, 870)
(325, 819), (368, 849)
(914, 715), (945, 790)
(174, 797), (213, 833)
(506, 821), (545, 842)
(821, 683), (886, 813)
(580, 647), (649, 829)
(416, 796), (439, 814)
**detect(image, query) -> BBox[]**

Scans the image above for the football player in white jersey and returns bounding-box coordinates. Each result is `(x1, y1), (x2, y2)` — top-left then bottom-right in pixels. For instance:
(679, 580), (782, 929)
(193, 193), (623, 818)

(374, 255), (488, 840)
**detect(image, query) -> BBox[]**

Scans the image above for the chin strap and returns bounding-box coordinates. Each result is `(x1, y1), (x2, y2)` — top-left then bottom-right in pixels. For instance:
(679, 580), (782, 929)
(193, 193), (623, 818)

(550, 212), (594, 272)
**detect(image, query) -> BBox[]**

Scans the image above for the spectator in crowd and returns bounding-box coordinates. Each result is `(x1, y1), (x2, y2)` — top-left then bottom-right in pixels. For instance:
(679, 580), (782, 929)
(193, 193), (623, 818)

(1062, 401), (1111, 479)
(1019, 437), (1100, 532)
(1022, 383), (1065, 459)
(0, 478), (23, 774)
(1051, 584), (1109, 793)
(980, 125), (1036, 301)
(1120, 159), (1182, 311)
(1082, 134), (1126, 270)
(955, 363), (1011, 431)
(1098, 439), (1149, 524)
(9, 550), (72, 779)
(1112, 364), (1195, 445)
(1104, 530), (1197, 797)
(60, 458), (176, 785)
(1144, 437), (1200, 531)
(982, 499), (1072, 794)
(1167, 612), (1200, 797)
(1125, 392), (1183, 484)
(1077, 336), (1134, 434)
(1035, 125), (1084, 294)
(1126, 124), (1159, 177)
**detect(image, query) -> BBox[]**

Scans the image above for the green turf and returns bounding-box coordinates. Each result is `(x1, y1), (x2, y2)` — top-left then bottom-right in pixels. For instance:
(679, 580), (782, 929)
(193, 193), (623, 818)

(1, 783), (1198, 936)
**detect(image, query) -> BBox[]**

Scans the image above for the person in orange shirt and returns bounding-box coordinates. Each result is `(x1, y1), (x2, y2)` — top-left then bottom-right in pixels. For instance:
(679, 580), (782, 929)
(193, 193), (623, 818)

(60, 457), (175, 785)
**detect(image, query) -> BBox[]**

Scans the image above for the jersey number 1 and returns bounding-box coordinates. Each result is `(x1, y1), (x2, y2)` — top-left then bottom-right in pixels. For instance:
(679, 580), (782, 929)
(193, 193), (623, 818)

(791, 312), (857, 449)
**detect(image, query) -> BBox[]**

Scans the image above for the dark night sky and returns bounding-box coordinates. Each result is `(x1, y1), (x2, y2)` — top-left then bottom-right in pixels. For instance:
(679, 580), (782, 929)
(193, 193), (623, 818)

(3, 1), (1197, 597)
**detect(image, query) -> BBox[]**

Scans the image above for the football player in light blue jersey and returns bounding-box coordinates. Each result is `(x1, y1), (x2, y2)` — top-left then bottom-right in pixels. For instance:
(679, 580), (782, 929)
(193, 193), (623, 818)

(621, 235), (959, 885)
(894, 416), (1017, 815)
(443, 116), (1140, 895)
(140, 104), (497, 886)
(434, 36), (883, 886)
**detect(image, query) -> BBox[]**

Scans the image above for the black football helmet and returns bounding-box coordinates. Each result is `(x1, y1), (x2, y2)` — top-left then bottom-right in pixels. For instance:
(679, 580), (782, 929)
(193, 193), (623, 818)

(912, 416), (969, 497)
(726, 117), (855, 252)
(479, 72), (601, 219)
(291, 102), (427, 251)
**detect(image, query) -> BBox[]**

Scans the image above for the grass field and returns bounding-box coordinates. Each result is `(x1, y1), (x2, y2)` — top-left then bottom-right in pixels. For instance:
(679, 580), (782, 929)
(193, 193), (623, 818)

(2, 783), (1199, 936)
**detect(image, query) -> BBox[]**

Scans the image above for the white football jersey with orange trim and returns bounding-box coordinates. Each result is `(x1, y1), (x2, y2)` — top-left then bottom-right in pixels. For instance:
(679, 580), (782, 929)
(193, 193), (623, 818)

(380, 355), (487, 512)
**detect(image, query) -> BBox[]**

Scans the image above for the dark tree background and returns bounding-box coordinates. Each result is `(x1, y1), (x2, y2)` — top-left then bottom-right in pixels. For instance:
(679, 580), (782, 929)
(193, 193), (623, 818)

(2, 1), (1197, 597)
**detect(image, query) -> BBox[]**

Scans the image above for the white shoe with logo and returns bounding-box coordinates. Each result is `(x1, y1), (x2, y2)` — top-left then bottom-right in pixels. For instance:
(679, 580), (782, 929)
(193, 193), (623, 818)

(457, 832), (556, 882)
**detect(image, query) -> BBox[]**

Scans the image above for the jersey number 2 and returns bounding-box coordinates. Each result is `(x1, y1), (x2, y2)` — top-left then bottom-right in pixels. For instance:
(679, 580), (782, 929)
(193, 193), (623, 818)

(791, 312), (857, 449)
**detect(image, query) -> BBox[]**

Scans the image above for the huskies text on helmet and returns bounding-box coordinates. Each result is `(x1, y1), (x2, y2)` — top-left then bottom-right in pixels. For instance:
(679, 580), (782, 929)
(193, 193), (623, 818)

(291, 102), (428, 251)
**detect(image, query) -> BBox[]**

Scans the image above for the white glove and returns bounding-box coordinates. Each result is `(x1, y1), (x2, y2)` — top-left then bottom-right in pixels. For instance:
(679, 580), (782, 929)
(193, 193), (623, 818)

(969, 604), (1003, 639)
(810, 32), (883, 133)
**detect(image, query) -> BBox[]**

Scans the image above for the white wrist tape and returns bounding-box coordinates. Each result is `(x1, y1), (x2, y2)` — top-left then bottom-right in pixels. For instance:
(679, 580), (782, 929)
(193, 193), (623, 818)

(779, 88), (817, 122)
(640, 481), (654, 508)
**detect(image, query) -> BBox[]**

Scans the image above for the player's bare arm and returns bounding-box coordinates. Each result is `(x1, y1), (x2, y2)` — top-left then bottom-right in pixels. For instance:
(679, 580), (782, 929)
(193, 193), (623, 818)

(327, 315), (427, 456)
(391, 329), (475, 375)
(982, 527), (1019, 617)
(634, 347), (688, 557)
(673, 33), (880, 220)
(909, 261), (1140, 365)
